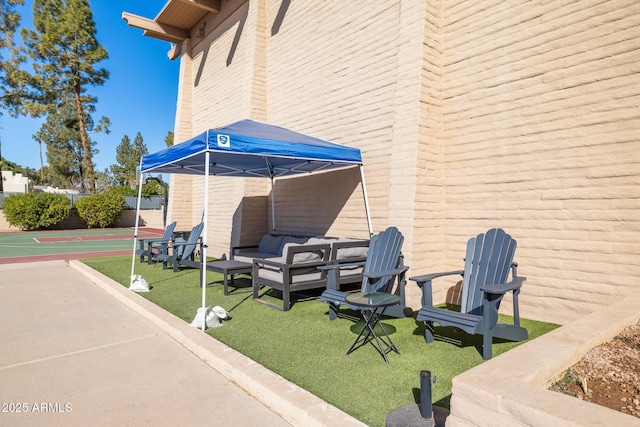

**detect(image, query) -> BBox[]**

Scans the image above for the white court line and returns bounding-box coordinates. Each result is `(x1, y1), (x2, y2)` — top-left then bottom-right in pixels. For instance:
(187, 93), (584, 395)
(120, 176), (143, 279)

(0, 334), (160, 371)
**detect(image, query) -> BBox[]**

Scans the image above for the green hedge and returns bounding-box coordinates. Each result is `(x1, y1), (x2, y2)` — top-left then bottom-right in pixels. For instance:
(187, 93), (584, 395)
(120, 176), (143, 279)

(74, 191), (126, 228)
(3, 192), (72, 230)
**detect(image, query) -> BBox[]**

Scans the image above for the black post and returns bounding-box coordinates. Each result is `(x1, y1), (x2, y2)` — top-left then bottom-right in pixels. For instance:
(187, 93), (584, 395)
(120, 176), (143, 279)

(419, 370), (434, 419)
(161, 180), (168, 229)
(386, 370), (441, 427)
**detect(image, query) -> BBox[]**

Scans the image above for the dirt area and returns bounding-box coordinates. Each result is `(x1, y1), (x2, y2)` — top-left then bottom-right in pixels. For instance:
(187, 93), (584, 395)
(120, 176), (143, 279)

(550, 321), (640, 418)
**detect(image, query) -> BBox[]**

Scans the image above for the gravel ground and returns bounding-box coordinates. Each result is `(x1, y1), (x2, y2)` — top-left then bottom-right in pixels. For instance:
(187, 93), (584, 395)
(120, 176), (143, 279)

(550, 321), (640, 418)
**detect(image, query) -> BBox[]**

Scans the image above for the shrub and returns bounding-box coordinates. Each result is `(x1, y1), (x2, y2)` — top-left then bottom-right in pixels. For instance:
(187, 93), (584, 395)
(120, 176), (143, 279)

(3, 192), (72, 230)
(74, 191), (125, 228)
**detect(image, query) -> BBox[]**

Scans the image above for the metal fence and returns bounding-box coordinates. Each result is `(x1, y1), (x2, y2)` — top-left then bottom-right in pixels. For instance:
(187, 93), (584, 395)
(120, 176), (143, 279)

(0, 192), (163, 210)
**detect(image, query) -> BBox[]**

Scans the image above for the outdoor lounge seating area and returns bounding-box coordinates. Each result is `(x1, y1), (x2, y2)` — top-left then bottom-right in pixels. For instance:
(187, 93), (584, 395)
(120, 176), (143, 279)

(134, 227), (371, 306)
(134, 227), (372, 311)
(239, 227), (530, 362)
(133, 224), (531, 365)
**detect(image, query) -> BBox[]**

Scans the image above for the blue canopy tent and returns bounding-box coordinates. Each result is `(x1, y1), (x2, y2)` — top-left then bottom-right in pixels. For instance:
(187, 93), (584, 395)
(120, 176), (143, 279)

(130, 119), (372, 329)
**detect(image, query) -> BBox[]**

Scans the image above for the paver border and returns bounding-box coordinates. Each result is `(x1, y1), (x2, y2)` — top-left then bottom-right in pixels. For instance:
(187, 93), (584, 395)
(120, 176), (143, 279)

(446, 290), (640, 427)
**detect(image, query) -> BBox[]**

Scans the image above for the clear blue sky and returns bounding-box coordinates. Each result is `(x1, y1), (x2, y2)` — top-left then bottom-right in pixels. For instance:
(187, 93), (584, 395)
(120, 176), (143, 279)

(0, 1), (179, 172)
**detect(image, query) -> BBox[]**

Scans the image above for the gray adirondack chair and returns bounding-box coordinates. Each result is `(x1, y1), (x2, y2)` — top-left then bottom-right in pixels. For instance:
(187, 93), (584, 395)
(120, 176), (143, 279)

(135, 221), (177, 264)
(319, 226), (409, 320)
(156, 222), (204, 272)
(410, 228), (528, 360)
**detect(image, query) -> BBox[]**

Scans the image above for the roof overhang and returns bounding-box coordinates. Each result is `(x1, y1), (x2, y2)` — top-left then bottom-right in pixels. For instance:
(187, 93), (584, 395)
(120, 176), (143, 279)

(122, 0), (221, 43)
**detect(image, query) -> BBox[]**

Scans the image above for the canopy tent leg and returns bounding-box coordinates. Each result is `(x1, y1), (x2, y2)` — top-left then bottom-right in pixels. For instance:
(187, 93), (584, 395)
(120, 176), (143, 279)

(270, 177), (276, 233)
(200, 150), (211, 331)
(359, 165), (373, 236)
(130, 164), (145, 285)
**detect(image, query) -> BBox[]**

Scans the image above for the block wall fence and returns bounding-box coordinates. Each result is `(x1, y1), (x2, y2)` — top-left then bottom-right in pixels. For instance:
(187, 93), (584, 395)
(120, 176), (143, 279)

(164, 0), (640, 325)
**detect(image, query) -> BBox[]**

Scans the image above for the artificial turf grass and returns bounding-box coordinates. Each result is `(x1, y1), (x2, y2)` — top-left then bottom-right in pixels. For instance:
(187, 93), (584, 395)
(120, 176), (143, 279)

(82, 255), (560, 427)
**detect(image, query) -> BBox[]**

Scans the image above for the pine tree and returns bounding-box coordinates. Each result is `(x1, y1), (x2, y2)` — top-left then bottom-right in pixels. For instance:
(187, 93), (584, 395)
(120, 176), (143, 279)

(21, 0), (109, 192)
(165, 131), (174, 147)
(33, 99), (99, 190)
(110, 135), (132, 187)
(0, 0), (28, 117)
(132, 132), (149, 176)
(0, 0), (26, 192)
(111, 132), (148, 187)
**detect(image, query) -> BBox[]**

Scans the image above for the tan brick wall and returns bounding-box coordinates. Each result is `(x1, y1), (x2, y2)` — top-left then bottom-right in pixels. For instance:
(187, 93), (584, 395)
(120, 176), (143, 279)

(411, 0), (447, 305)
(167, 38), (195, 232)
(271, 168), (370, 239)
(167, 0), (273, 257)
(166, 0), (640, 325)
(435, 0), (640, 323)
(265, 0), (401, 233)
(172, 0), (410, 254)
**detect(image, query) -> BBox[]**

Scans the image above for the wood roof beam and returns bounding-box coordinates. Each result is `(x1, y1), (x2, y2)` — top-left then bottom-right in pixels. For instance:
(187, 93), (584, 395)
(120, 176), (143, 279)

(168, 43), (183, 61)
(176, 0), (221, 13)
(122, 12), (191, 43)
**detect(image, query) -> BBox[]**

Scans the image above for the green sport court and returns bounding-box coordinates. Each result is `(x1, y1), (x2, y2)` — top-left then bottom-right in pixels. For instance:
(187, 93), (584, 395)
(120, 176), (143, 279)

(0, 228), (164, 264)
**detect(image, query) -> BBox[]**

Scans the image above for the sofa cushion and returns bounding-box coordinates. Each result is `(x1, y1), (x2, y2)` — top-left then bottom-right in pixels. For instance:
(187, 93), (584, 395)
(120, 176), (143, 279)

(339, 264), (364, 277)
(278, 236), (309, 255)
(281, 243), (322, 263)
(333, 238), (369, 259)
(306, 237), (335, 245)
(257, 267), (322, 284)
(234, 252), (279, 264)
(258, 234), (285, 255)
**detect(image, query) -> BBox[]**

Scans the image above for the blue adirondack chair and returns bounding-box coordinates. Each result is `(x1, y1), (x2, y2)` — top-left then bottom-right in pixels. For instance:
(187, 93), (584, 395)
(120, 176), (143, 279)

(156, 222), (204, 272)
(135, 221), (177, 264)
(319, 226), (409, 320)
(410, 228), (528, 360)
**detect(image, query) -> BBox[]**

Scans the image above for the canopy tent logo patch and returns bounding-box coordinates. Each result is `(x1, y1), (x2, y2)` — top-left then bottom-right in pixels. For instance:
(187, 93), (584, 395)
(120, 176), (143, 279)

(217, 134), (230, 148)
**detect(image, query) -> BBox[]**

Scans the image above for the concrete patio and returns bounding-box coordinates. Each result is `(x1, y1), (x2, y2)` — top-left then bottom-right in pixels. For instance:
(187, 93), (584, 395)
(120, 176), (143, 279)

(0, 260), (363, 427)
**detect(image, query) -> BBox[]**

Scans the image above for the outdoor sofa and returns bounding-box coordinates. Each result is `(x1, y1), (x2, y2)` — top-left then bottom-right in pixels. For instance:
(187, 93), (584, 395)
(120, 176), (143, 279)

(231, 233), (370, 311)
